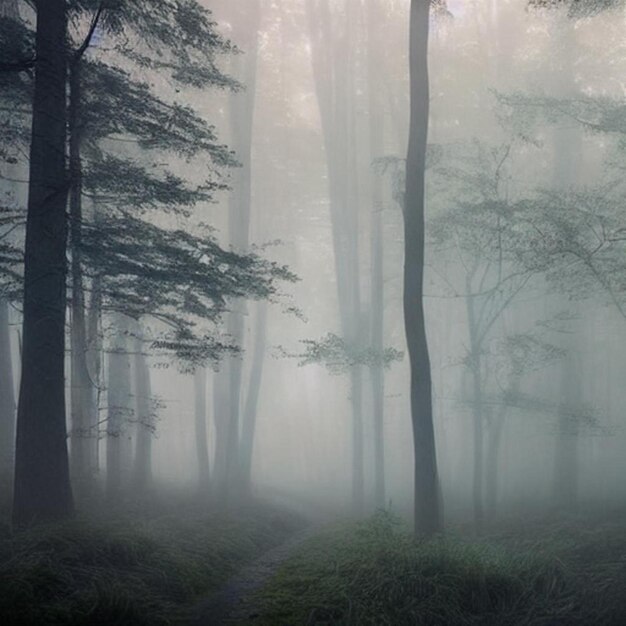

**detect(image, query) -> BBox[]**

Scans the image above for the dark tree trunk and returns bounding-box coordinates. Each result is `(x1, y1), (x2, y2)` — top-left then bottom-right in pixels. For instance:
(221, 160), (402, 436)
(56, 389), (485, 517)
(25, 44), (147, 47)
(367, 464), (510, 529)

(239, 301), (267, 494)
(404, 0), (442, 537)
(194, 367), (210, 491)
(132, 325), (152, 492)
(13, 0), (73, 526)
(0, 299), (15, 483)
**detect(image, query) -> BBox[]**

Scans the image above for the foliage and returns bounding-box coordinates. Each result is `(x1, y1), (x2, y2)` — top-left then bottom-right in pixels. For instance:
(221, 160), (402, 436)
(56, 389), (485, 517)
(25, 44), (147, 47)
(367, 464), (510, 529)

(288, 333), (403, 375)
(527, 0), (624, 17)
(253, 512), (626, 626)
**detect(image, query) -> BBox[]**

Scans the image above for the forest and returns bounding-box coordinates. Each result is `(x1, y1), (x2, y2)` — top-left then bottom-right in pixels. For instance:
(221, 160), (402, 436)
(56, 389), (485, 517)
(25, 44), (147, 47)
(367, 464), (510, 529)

(2, 0), (626, 624)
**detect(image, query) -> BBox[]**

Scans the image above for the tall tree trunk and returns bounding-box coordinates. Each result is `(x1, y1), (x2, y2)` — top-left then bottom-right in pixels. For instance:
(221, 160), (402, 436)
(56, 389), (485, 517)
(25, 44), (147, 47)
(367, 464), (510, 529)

(308, 0), (365, 514)
(212, 372), (228, 493)
(13, 0), (73, 526)
(367, 0), (386, 509)
(484, 380), (517, 519)
(106, 314), (131, 500)
(404, 0), (442, 537)
(132, 324), (152, 492)
(466, 293), (484, 531)
(550, 17), (582, 511)
(239, 301), (267, 494)
(218, 0), (261, 502)
(0, 299), (15, 484)
(194, 367), (210, 491)
(68, 58), (97, 492)
(0, 0), (18, 489)
(86, 274), (102, 479)
(553, 350), (581, 511)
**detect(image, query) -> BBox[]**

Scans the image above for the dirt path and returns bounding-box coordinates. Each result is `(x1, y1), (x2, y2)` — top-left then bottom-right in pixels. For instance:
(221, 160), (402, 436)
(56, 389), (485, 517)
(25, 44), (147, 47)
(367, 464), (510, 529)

(188, 525), (318, 626)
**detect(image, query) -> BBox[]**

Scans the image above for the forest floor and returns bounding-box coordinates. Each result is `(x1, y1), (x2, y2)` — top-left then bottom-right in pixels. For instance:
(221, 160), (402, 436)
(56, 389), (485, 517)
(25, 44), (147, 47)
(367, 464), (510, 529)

(3, 496), (626, 625)
(236, 510), (626, 626)
(0, 494), (306, 626)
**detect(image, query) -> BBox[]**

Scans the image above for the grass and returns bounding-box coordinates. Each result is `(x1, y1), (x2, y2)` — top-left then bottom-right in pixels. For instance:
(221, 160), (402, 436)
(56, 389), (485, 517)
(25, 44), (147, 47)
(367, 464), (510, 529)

(251, 511), (626, 625)
(0, 500), (303, 626)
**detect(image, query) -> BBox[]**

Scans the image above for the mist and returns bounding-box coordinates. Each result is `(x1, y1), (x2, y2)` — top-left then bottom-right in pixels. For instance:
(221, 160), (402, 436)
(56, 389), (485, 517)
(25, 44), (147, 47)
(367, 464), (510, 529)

(2, 1), (626, 624)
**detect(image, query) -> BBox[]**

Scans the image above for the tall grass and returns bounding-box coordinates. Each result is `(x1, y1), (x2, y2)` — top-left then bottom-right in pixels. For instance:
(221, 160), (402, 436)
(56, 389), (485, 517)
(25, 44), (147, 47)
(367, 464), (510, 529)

(0, 502), (302, 625)
(253, 511), (626, 625)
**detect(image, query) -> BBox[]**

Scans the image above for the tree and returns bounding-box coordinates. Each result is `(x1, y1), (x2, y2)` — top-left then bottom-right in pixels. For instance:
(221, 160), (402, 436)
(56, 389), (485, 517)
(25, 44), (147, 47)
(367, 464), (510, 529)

(13, 0), (73, 526)
(0, 0), (19, 489)
(367, 0), (387, 509)
(307, 0), (366, 515)
(132, 323), (154, 493)
(212, 0), (262, 502)
(430, 140), (537, 529)
(405, 0), (442, 537)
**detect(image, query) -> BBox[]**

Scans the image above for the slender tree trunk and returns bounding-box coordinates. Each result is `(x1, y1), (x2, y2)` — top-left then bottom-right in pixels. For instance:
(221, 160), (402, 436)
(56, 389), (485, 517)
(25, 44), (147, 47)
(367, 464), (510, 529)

(367, 0), (386, 509)
(0, 299), (15, 484)
(404, 0), (441, 537)
(213, 371), (228, 493)
(13, 0), (73, 526)
(553, 350), (581, 511)
(239, 301), (267, 494)
(469, 357), (484, 531)
(219, 0), (261, 502)
(484, 394), (513, 519)
(0, 0), (18, 489)
(308, 0), (365, 514)
(550, 17), (581, 512)
(86, 274), (102, 479)
(194, 367), (210, 491)
(132, 325), (152, 492)
(106, 314), (131, 500)
(466, 294), (485, 531)
(68, 58), (97, 492)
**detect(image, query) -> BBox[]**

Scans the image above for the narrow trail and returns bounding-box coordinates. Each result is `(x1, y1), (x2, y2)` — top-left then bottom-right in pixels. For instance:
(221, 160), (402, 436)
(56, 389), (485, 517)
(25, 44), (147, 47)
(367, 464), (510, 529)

(188, 524), (319, 626)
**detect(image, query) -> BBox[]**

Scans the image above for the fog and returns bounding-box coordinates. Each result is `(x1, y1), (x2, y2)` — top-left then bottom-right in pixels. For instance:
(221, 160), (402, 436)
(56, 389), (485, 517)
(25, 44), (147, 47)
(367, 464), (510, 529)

(124, 0), (626, 523)
(2, 0), (626, 623)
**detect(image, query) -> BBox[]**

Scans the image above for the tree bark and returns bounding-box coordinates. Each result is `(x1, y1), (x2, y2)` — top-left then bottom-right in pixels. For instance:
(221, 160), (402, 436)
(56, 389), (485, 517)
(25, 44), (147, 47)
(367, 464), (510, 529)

(404, 0), (442, 537)
(194, 367), (210, 491)
(13, 0), (73, 526)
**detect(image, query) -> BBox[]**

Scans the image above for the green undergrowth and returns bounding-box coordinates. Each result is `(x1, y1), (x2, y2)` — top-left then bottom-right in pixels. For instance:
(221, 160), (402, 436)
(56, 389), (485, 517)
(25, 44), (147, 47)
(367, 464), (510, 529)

(0, 501), (303, 626)
(251, 511), (626, 625)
